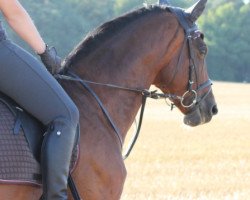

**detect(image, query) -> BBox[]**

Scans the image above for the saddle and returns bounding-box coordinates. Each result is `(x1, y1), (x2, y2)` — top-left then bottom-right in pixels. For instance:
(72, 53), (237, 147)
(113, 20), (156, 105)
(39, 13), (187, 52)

(0, 92), (79, 186)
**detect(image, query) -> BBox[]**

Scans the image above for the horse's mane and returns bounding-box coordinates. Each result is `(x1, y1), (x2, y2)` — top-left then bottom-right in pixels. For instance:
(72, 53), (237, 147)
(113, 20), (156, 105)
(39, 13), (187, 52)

(63, 5), (168, 68)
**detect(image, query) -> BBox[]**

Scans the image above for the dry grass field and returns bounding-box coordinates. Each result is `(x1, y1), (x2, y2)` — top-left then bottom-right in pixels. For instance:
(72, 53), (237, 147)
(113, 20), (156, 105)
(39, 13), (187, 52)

(121, 82), (250, 200)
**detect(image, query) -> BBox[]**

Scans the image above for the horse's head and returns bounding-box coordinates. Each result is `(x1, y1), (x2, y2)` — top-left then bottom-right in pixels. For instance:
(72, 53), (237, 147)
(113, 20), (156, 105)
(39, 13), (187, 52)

(155, 0), (218, 127)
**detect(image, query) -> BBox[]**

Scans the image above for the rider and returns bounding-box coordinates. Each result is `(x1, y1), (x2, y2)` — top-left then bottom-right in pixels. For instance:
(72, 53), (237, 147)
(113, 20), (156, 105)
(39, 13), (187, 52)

(0, 0), (79, 199)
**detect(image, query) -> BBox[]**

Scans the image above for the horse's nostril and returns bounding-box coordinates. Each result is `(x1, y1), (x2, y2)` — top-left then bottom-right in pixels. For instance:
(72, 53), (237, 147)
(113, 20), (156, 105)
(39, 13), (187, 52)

(211, 105), (218, 115)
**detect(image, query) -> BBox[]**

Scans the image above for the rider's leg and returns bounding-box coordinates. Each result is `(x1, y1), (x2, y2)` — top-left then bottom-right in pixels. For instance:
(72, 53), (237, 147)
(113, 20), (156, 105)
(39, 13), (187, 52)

(0, 39), (79, 199)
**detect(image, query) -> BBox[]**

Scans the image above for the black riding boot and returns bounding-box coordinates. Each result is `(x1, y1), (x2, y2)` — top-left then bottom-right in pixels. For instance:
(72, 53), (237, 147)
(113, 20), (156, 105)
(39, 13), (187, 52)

(41, 118), (77, 200)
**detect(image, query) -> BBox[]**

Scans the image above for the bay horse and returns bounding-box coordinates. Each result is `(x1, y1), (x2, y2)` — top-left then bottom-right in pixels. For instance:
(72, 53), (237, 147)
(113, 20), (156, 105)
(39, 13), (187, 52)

(0, 1), (218, 199)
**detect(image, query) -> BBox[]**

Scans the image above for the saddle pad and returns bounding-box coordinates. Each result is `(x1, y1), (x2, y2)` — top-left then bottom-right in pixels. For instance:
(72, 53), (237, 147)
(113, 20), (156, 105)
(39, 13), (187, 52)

(0, 99), (79, 186)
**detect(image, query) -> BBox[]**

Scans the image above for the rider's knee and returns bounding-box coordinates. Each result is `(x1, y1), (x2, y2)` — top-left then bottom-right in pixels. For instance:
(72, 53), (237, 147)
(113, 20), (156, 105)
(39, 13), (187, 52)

(49, 105), (79, 131)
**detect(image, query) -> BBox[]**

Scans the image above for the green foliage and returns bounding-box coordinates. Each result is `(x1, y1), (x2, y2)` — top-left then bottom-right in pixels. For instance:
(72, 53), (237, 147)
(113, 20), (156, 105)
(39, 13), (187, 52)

(1, 0), (249, 82)
(200, 1), (250, 82)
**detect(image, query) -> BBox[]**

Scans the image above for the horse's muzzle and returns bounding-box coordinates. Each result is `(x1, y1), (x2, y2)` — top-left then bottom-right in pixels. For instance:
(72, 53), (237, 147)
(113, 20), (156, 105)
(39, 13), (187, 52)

(183, 97), (218, 127)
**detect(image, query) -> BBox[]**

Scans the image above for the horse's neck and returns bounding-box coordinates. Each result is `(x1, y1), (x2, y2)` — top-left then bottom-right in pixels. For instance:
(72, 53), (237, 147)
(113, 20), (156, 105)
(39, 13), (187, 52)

(68, 11), (179, 140)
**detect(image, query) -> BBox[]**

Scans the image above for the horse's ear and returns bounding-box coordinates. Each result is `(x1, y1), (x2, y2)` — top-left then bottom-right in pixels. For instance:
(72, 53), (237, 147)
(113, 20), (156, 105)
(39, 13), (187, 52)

(184, 0), (207, 23)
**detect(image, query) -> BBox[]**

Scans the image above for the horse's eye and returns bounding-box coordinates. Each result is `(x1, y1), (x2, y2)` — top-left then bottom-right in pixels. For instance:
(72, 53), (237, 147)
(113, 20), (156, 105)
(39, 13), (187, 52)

(200, 33), (204, 40)
(199, 45), (207, 55)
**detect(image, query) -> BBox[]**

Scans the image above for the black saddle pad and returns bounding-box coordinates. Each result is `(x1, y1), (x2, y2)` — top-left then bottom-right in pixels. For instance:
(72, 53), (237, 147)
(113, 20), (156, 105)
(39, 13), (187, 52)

(0, 93), (79, 186)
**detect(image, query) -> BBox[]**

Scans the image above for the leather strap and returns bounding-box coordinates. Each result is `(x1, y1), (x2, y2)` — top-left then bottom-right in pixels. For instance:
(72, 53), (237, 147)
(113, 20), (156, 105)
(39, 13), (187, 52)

(122, 94), (147, 159)
(68, 175), (81, 200)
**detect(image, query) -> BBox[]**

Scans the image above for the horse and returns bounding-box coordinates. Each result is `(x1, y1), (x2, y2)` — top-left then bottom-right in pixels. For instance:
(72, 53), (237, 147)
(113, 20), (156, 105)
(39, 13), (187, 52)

(0, 1), (218, 199)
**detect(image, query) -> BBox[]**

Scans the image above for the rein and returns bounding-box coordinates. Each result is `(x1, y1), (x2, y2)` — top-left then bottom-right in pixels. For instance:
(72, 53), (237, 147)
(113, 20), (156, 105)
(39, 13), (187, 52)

(55, 71), (180, 159)
(57, 71), (179, 200)
(56, 66), (211, 159)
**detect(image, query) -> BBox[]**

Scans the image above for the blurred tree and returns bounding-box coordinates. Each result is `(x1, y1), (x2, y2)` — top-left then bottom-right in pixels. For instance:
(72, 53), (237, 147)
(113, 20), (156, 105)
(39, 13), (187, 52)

(200, 1), (250, 82)
(1, 0), (249, 82)
(114, 0), (156, 15)
(2, 0), (116, 57)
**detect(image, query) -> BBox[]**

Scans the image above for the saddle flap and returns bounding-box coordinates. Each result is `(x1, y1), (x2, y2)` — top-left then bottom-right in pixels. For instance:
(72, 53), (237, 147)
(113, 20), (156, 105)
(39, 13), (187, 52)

(0, 92), (44, 161)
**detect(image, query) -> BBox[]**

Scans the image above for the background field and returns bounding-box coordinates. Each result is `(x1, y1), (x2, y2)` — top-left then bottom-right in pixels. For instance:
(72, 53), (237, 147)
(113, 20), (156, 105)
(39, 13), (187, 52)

(121, 82), (250, 200)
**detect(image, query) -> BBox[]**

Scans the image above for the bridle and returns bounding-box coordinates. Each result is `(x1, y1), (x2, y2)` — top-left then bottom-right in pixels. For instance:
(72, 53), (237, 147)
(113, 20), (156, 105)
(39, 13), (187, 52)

(55, 7), (212, 159)
(174, 30), (212, 109)
(167, 6), (212, 109)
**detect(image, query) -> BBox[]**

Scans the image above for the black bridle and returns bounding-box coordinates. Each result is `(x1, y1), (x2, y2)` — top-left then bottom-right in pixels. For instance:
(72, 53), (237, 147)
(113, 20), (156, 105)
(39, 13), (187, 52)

(166, 6), (212, 109)
(55, 9), (212, 160)
(177, 31), (212, 109)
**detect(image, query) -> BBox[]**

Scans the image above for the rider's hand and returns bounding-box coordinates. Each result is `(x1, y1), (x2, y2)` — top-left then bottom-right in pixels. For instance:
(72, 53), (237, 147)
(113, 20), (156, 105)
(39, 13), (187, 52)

(39, 45), (62, 75)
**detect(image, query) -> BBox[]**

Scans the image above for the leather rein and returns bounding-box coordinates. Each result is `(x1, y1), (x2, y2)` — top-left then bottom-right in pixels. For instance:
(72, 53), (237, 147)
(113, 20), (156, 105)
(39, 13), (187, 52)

(55, 71), (180, 158)
(56, 54), (211, 160)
